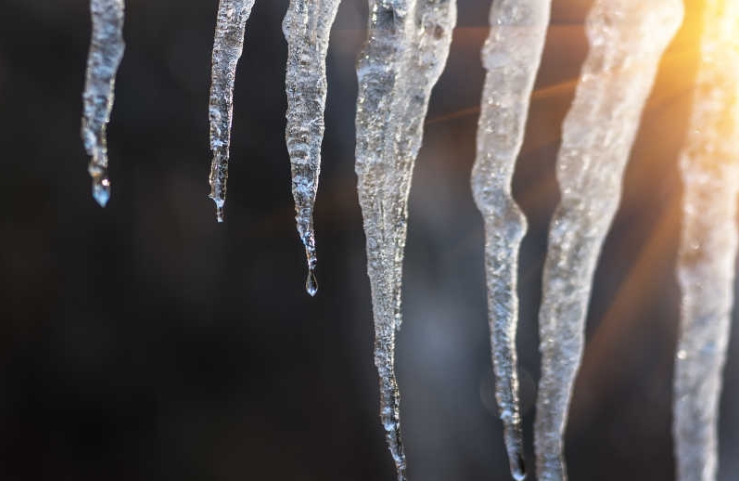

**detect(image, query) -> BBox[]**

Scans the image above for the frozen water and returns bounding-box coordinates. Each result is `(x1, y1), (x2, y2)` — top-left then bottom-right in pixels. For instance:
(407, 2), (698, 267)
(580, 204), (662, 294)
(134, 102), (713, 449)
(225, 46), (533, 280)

(355, 0), (456, 479)
(208, 0), (256, 222)
(283, 0), (342, 295)
(81, 0), (125, 207)
(470, 1), (550, 479)
(673, 2), (739, 480)
(534, 1), (683, 480)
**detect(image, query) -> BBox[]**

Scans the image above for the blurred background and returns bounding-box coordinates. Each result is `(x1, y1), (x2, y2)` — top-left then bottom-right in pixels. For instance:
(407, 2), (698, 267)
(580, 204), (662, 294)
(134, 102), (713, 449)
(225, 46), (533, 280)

(0, 0), (737, 480)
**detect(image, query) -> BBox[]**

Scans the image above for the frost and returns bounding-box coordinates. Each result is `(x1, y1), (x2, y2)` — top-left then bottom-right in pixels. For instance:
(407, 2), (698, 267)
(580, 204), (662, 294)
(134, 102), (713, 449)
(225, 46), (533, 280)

(355, 0), (456, 479)
(673, 2), (739, 480)
(208, 0), (257, 222)
(283, 0), (342, 296)
(533, 1), (683, 480)
(81, 0), (125, 207)
(470, 2), (550, 479)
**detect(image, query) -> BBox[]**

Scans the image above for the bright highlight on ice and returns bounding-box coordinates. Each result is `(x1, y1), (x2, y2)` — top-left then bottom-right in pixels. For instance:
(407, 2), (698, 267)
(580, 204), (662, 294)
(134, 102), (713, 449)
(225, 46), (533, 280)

(673, 2), (739, 481)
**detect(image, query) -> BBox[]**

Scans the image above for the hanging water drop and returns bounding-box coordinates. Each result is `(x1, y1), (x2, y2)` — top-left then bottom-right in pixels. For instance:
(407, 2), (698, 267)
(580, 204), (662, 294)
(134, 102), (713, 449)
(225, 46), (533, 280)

(81, 0), (125, 207)
(534, 1), (683, 480)
(208, 0), (257, 222)
(306, 269), (319, 297)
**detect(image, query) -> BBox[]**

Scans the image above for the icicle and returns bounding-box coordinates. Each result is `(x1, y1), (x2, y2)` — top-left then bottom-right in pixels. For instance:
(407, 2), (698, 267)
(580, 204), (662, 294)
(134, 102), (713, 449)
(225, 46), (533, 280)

(208, 0), (256, 222)
(282, 0), (342, 296)
(355, 0), (456, 479)
(81, 0), (125, 207)
(534, 2), (683, 480)
(673, 2), (739, 480)
(470, 2), (550, 479)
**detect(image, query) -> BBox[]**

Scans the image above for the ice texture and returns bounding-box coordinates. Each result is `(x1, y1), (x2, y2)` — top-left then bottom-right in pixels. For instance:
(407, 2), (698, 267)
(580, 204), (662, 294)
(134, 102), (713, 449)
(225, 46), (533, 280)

(534, 2), (683, 480)
(208, 0), (256, 222)
(673, 2), (739, 480)
(282, 0), (342, 296)
(354, 0), (456, 479)
(470, 2), (550, 479)
(81, 0), (125, 207)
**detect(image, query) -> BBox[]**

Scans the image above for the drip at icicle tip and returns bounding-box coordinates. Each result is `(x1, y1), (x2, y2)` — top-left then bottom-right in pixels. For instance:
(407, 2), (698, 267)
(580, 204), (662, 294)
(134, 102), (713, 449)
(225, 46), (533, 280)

(305, 268), (318, 297)
(89, 167), (111, 207)
(303, 237), (318, 296)
(209, 194), (225, 223)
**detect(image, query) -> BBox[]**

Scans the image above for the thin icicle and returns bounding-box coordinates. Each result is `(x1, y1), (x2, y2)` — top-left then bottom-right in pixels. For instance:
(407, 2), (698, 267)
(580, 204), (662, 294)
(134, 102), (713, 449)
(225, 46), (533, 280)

(470, 2), (550, 479)
(673, 2), (739, 480)
(534, 2), (683, 480)
(282, 0), (342, 296)
(355, 1), (456, 479)
(81, 0), (125, 207)
(208, 0), (256, 222)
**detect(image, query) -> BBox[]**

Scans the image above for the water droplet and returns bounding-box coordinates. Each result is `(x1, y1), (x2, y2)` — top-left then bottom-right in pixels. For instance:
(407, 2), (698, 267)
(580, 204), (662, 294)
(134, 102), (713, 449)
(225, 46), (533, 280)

(92, 177), (111, 207)
(306, 270), (318, 296)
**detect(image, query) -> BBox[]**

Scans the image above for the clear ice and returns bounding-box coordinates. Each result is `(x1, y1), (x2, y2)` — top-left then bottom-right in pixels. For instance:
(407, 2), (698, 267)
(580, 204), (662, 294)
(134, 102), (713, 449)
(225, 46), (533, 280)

(81, 0), (125, 207)
(354, 0), (456, 479)
(208, 0), (257, 222)
(282, 0), (342, 296)
(471, 2), (550, 479)
(673, 2), (739, 480)
(534, 1), (683, 480)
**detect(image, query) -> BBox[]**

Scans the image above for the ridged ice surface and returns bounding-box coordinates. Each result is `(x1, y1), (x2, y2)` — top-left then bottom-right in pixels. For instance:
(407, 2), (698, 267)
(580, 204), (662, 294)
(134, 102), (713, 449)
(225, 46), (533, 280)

(673, 2), (739, 480)
(534, 2), (683, 480)
(282, 0), (342, 296)
(355, 1), (456, 479)
(470, 2), (550, 479)
(208, 0), (256, 222)
(81, 0), (125, 207)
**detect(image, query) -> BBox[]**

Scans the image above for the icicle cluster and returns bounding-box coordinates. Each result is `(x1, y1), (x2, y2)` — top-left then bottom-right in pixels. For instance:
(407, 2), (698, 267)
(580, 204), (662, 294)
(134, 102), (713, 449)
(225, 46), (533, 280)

(673, 2), (739, 480)
(208, 0), (256, 222)
(283, 0), (343, 296)
(470, 1), (550, 479)
(76, 1), (739, 480)
(81, 0), (125, 207)
(534, 2), (683, 480)
(355, 1), (457, 479)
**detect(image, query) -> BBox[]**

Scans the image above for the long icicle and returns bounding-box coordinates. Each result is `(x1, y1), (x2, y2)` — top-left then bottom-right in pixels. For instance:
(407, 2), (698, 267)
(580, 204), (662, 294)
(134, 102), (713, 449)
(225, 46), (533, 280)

(355, 1), (456, 479)
(471, 2), (550, 479)
(534, 2), (683, 480)
(81, 0), (125, 207)
(208, 0), (257, 222)
(673, 2), (739, 480)
(282, 0), (342, 296)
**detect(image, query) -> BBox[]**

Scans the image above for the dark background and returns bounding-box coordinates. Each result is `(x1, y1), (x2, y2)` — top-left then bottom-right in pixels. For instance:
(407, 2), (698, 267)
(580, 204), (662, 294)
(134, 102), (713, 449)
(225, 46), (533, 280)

(0, 0), (737, 480)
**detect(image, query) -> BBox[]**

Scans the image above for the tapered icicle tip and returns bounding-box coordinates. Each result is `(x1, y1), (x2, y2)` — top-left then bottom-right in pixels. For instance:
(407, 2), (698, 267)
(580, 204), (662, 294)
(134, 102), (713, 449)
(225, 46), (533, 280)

(305, 269), (318, 297)
(512, 453), (527, 481)
(298, 233), (318, 297)
(209, 195), (225, 223)
(90, 168), (111, 207)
